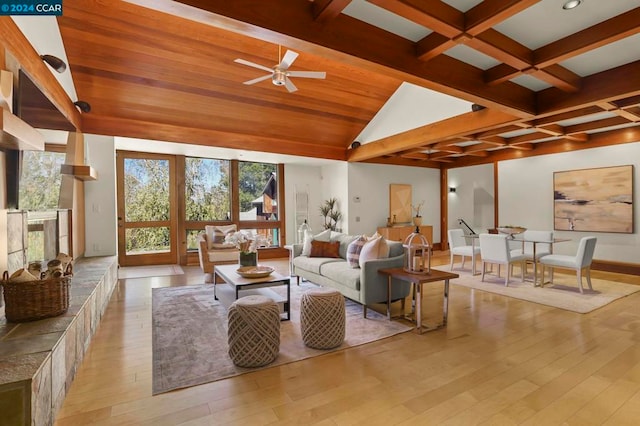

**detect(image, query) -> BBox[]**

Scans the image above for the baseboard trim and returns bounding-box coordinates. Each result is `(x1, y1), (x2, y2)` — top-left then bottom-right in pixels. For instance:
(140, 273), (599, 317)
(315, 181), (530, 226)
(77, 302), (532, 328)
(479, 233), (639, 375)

(591, 260), (640, 276)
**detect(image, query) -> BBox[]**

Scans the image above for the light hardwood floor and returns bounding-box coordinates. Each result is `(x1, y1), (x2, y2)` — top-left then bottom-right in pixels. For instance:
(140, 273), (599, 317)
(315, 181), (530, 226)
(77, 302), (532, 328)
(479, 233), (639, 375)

(55, 253), (640, 425)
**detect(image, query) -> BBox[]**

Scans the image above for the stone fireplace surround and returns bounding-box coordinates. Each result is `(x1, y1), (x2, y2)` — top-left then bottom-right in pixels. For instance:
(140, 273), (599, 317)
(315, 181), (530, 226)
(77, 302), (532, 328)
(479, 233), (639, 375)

(0, 255), (118, 425)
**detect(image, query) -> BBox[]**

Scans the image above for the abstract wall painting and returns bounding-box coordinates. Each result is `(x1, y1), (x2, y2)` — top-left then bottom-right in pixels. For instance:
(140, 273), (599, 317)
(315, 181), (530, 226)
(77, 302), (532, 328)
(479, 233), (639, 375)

(554, 165), (633, 233)
(389, 183), (412, 224)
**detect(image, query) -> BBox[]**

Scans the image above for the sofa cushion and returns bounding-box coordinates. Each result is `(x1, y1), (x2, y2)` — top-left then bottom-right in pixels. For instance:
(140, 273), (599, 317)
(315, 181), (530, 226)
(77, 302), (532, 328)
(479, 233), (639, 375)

(388, 241), (403, 257)
(293, 256), (342, 275)
(320, 261), (361, 291)
(310, 240), (340, 258)
(331, 233), (359, 259)
(346, 235), (367, 268)
(302, 229), (332, 256)
(207, 247), (238, 263)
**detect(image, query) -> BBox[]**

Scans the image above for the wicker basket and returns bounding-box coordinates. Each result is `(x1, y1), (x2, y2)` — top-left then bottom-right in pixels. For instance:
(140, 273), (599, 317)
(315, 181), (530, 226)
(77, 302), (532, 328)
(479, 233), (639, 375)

(1, 267), (72, 323)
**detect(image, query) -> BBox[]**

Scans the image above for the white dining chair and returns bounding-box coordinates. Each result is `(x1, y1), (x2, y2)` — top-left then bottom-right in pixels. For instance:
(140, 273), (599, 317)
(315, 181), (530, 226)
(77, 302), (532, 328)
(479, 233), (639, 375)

(448, 229), (481, 275)
(510, 230), (553, 275)
(479, 233), (527, 286)
(539, 236), (597, 293)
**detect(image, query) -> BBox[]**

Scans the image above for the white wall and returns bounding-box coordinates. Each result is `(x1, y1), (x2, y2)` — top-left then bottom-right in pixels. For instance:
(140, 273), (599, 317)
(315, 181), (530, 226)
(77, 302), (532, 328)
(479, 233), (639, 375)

(83, 134), (117, 256)
(448, 163), (494, 233)
(321, 162), (349, 233)
(347, 163), (441, 242)
(498, 142), (640, 262)
(283, 163), (323, 245)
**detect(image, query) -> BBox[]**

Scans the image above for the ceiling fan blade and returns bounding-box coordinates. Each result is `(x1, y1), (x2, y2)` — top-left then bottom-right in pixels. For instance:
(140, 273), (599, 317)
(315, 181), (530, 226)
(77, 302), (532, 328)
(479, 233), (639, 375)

(234, 58), (273, 73)
(284, 77), (298, 93)
(243, 74), (272, 85)
(287, 71), (326, 79)
(279, 50), (299, 70)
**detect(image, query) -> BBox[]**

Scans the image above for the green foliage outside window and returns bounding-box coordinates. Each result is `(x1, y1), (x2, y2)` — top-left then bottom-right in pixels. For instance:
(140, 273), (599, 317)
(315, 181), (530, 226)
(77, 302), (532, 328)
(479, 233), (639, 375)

(19, 151), (65, 211)
(239, 161), (277, 217)
(124, 158), (171, 253)
(185, 158), (230, 221)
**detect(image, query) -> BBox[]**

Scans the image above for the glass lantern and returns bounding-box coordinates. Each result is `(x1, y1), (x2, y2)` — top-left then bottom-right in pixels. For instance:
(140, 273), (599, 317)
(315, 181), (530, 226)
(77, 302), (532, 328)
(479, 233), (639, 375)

(297, 219), (311, 244)
(403, 226), (431, 274)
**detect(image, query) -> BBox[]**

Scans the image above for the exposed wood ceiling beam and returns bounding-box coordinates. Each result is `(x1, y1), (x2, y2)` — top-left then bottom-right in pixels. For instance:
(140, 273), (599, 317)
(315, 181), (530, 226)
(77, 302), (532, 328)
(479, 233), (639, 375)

(446, 127), (640, 169)
(348, 109), (519, 161)
(564, 117), (633, 134)
(464, 142), (501, 153)
(534, 7), (640, 68)
(507, 131), (549, 144)
(0, 18), (82, 130)
(537, 61), (640, 115)
(81, 114), (348, 160)
(508, 143), (533, 151)
(312, 0), (351, 22)
(372, 0), (579, 92)
(530, 106), (605, 127)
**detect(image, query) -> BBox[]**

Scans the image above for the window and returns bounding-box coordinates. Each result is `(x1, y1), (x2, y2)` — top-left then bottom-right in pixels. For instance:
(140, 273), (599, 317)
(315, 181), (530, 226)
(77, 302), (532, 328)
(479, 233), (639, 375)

(185, 157), (230, 221)
(19, 150), (65, 211)
(184, 159), (281, 251)
(238, 161), (277, 221)
(184, 157), (231, 250)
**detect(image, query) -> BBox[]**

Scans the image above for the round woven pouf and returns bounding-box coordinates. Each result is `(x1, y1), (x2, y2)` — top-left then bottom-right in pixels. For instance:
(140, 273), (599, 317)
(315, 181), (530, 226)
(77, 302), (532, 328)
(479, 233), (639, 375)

(300, 287), (345, 349)
(227, 295), (280, 367)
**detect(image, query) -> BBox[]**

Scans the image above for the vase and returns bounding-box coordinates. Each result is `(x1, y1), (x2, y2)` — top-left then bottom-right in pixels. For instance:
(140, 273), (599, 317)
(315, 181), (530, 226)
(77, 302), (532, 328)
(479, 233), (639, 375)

(239, 251), (258, 267)
(412, 216), (423, 226)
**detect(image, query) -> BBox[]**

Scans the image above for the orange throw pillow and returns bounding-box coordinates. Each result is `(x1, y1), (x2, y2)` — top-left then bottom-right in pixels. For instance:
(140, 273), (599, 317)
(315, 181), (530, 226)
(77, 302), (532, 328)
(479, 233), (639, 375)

(309, 240), (340, 258)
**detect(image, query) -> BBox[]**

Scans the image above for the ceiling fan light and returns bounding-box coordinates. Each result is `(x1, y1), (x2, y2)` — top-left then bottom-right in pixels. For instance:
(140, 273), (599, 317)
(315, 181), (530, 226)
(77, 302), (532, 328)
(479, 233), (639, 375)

(272, 70), (287, 86)
(562, 0), (581, 10)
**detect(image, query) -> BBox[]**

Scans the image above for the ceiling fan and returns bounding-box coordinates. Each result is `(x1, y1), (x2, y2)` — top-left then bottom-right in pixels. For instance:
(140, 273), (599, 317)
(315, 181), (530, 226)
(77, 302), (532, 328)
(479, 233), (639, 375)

(234, 47), (326, 93)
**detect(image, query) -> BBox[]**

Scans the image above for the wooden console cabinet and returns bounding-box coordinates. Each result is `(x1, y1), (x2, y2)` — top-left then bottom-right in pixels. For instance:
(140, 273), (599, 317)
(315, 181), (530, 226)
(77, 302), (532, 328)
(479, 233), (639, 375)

(377, 225), (433, 244)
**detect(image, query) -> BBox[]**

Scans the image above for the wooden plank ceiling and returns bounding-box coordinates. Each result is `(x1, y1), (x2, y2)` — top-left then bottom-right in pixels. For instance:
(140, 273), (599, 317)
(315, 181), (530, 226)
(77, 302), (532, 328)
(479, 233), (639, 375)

(54, 0), (640, 168)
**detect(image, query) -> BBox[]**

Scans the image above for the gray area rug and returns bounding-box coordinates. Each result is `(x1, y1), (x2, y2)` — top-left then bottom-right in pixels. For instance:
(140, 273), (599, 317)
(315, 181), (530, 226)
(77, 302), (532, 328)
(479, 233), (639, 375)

(450, 264), (640, 313)
(152, 283), (411, 394)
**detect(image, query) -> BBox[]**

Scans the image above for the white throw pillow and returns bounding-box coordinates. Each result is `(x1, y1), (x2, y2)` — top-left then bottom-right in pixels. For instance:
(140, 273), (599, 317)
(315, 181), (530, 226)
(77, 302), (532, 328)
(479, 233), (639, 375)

(302, 229), (331, 256)
(359, 235), (384, 268)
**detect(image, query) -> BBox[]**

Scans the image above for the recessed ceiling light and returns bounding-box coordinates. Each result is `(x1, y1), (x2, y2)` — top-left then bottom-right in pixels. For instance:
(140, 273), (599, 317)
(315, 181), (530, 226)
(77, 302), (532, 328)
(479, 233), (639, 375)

(562, 0), (582, 10)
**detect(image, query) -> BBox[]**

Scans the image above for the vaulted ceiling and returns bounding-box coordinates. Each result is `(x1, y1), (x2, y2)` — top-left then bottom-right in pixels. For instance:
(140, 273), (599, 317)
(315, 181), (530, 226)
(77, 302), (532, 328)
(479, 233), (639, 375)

(37, 1), (640, 167)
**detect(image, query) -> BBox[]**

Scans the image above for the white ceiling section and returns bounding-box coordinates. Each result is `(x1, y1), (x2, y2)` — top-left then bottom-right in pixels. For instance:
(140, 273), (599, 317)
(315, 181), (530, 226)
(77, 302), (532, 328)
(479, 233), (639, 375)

(354, 82), (473, 144)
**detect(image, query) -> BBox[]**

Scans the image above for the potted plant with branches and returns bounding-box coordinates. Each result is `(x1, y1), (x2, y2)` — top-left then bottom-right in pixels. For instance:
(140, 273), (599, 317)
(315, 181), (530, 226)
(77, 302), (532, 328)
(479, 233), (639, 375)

(412, 200), (425, 226)
(320, 198), (342, 231)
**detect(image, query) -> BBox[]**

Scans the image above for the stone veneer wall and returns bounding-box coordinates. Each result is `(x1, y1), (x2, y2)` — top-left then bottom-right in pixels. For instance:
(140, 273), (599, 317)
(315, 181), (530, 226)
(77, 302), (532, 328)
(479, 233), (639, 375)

(0, 255), (118, 426)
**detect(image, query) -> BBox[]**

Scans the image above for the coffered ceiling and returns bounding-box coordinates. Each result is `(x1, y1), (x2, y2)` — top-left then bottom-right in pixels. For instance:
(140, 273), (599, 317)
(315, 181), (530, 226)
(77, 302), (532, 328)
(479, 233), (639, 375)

(45, 1), (640, 167)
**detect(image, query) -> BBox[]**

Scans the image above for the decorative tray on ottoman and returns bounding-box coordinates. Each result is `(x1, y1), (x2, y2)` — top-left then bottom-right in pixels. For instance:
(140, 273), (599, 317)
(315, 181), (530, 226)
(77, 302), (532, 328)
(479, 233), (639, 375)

(236, 265), (275, 278)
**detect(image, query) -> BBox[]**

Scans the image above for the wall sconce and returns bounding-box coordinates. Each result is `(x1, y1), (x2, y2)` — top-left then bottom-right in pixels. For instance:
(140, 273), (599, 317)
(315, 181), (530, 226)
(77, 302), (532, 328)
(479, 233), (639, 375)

(40, 54), (67, 73)
(449, 186), (456, 193)
(74, 100), (91, 113)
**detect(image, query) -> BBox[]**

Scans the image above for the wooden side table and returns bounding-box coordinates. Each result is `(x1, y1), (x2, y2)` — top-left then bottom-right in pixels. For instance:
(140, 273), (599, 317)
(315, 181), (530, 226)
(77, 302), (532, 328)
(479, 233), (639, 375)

(379, 268), (459, 334)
